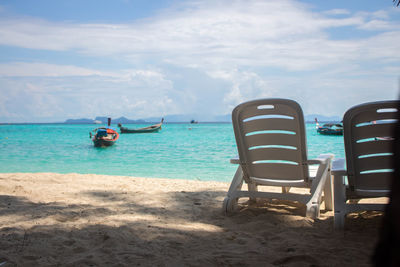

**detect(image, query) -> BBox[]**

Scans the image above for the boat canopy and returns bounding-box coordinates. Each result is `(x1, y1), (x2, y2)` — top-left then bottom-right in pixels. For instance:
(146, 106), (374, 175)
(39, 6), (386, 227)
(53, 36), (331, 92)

(97, 129), (108, 137)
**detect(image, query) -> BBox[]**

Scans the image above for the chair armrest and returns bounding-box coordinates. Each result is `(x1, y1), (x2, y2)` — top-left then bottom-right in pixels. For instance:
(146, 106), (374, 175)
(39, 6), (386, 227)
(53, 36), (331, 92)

(331, 158), (347, 176)
(230, 157), (240, 164)
(306, 154), (334, 165)
(307, 153), (334, 165)
(307, 159), (327, 165)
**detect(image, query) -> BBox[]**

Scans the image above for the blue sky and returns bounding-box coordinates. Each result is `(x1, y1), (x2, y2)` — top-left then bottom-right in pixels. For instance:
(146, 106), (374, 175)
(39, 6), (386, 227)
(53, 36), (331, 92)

(0, 0), (399, 122)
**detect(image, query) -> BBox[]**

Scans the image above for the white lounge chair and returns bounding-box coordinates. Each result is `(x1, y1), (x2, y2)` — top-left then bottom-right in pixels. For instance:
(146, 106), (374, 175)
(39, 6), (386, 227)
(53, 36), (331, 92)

(333, 100), (399, 230)
(223, 99), (333, 218)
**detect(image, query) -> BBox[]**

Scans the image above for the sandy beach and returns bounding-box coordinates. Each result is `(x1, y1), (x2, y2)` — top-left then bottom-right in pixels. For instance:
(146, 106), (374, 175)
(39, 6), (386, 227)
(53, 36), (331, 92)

(0, 173), (387, 266)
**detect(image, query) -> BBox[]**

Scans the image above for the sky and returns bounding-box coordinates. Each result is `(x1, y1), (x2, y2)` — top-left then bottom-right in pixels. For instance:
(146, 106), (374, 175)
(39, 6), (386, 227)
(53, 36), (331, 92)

(0, 0), (399, 123)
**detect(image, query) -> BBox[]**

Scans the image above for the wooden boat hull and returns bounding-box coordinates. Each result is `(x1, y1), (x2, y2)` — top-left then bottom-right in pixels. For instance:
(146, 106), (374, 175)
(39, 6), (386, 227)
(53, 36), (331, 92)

(120, 125), (161, 133)
(315, 118), (343, 136)
(118, 119), (163, 134)
(93, 138), (117, 147)
(317, 127), (343, 135)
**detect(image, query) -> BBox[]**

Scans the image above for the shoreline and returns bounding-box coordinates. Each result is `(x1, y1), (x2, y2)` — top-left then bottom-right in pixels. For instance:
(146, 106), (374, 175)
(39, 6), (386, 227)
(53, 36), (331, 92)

(0, 171), (231, 183)
(0, 172), (385, 266)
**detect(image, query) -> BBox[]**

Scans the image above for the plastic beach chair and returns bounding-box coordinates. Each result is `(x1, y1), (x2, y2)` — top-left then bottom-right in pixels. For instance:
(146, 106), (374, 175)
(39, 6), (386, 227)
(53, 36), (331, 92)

(332, 100), (399, 230)
(223, 98), (333, 218)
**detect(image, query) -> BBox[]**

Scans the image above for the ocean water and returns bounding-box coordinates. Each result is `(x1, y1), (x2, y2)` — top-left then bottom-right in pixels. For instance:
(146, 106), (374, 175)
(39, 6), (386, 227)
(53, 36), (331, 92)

(0, 123), (344, 182)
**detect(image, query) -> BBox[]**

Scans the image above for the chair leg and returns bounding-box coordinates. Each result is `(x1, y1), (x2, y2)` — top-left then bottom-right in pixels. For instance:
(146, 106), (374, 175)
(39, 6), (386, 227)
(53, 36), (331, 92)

(306, 159), (330, 218)
(334, 210), (345, 230)
(223, 196), (238, 213)
(334, 174), (347, 230)
(306, 202), (320, 219)
(223, 166), (244, 213)
(248, 182), (258, 203)
(324, 171), (333, 211)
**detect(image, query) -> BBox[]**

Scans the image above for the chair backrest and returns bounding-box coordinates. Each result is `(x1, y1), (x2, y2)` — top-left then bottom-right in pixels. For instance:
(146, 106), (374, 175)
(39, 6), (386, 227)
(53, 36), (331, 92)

(343, 100), (399, 196)
(232, 99), (308, 182)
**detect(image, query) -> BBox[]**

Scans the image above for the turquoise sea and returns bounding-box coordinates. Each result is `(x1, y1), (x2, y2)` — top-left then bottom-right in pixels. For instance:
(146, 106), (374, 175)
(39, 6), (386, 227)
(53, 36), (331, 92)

(0, 123), (344, 182)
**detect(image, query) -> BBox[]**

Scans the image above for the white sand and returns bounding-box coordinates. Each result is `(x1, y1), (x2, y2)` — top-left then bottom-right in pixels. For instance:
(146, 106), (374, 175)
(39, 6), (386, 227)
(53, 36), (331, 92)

(0, 173), (387, 266)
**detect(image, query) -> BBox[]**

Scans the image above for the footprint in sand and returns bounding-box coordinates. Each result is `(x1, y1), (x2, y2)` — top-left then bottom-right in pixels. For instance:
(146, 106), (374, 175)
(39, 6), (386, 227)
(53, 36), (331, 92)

(12, 185), (25, 193)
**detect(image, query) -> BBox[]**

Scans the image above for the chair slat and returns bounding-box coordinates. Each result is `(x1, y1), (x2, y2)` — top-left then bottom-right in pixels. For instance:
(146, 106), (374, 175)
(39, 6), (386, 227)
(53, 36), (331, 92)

(351, 123), (396, 140)
(353, 172), (393, 191)
(242, 118), (298, 133)
(244, 133), (299, 148)
(354, 156), (395, 173)
(247, 147), (301, 163)
(353, 139), (394, 156)
(351, 110), (398, 125)
(249, 163), (303, 180)
(240, 104), (300, 121)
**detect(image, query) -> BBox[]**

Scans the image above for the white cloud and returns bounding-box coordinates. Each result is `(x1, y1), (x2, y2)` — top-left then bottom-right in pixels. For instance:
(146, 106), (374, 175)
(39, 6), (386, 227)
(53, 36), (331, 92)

(207, 69), (277, 111)
(2, 2), (400, 63)
(358, 19), (393, 30)
(371, 10), (390, 20)
(0, 0), (397, 70)
(0, 65), (179, 121)
(0, 62), (107, 77)
(323, 9), (351, 16)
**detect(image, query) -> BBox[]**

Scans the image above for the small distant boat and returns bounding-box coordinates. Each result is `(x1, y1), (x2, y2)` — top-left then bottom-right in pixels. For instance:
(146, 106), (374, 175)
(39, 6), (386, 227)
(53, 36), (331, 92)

(118, 118), (164, 134)
(90, 118), (119, 147)
(315, 118), (343, 136)
(190, 120), (198, 124)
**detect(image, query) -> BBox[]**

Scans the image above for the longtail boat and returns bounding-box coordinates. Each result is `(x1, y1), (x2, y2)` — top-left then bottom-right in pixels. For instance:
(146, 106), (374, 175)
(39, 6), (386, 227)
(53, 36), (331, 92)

(90, 118), (119, 147)
(118, 118), (164, 134)
(315, 118), (343, 136)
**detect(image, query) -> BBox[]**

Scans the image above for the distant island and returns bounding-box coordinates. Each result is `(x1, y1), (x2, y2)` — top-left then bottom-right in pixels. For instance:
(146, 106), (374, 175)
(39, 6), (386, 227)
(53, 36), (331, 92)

(63, 114), (341, 124)
(64, 116), (146, 124)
